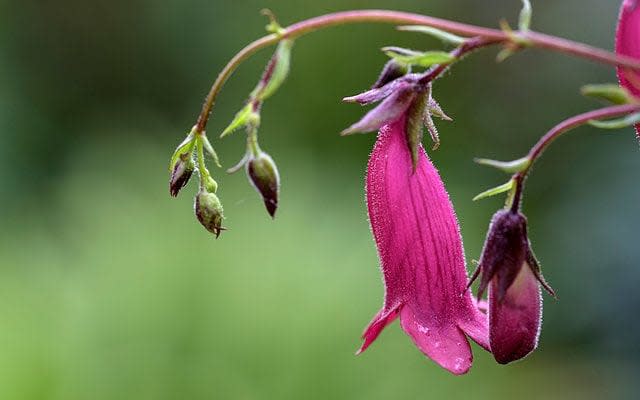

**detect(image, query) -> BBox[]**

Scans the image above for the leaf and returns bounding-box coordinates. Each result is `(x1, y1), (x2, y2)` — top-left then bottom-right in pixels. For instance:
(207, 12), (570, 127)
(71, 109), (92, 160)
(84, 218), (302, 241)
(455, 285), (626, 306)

(397, 26), (466, 45)
(383, 47), (456, 67)
(581, 84), (635, 105)
(474, 156), (531, 173)
(255, 40), (293, 101)
(473, 180), (515, 201)
(169, 131), (195, 172)
(496, 47), (516, 63)
(220, 103), (257, 138)
(201, 135), (221, 167)
(226, 153), (250, 174)
(588, 113), (640, 129)
(518, 0), (532, 32)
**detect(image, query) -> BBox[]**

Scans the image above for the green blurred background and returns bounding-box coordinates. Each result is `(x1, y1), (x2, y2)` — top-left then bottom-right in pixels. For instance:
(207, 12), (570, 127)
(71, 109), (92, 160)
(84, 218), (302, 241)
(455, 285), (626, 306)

(1, 0), (639, 399)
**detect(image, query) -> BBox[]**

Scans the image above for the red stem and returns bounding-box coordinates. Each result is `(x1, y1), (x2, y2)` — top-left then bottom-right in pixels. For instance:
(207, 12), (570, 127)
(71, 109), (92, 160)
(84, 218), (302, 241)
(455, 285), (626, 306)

(194, 10), (640, 134)
(510, 103), (640, 212)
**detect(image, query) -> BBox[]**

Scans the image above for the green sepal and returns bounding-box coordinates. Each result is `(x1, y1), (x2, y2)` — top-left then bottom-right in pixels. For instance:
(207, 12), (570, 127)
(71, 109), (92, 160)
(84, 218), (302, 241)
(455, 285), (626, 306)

(201, 135), (221, 167)
(396, 26), (466, 45)
(226, 153), (250, 174)
(169, 130), (196, 172)
(405, 92), (429, 171)
(581, 84), (635, 105)
(473, 179), (515, 201)
(383, 47), (456, 67)
(220, 103), (260, 138)
(255, 40), (293, 101)
(474, 156), (531, 173)
(588, 112), (640, 129)
(518, 0), (532, 32)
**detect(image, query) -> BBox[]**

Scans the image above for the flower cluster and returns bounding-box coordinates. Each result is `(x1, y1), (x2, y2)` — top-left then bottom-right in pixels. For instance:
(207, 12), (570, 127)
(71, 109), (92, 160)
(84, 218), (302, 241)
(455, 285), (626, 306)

(346, 64), (554, 373)
(167, 1), (640, 376)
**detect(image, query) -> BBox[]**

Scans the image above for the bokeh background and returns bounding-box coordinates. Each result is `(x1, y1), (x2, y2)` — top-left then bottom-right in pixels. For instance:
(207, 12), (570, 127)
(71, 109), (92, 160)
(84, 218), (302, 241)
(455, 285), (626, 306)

(1, 0), (639, 399)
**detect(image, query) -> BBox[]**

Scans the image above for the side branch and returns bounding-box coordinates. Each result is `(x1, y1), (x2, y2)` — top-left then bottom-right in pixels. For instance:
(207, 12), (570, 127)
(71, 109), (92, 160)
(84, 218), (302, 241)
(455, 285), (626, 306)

(509, 103), (640, 211)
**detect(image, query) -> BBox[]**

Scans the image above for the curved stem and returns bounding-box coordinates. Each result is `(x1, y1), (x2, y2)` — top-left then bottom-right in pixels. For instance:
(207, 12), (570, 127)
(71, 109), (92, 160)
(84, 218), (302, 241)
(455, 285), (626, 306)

(510, 103), (640, 211)
(195, 9), (640, 133)
(418, 36), (500, 85)
(526, 104), (640, 170)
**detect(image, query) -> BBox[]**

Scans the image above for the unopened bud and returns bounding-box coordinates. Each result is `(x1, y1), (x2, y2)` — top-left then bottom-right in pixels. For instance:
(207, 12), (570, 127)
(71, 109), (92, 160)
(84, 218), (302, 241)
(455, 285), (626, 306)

(246, 151), (280, 218)
(467, 209), (555, 301)
(194, 189), (225, 238)
(169, 155), (194, 197)
(372, 59), (410, 89)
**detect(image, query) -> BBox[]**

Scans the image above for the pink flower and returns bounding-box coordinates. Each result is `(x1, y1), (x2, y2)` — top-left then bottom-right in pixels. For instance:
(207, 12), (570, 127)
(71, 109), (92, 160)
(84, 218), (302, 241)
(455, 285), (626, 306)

(357, 114), (489, 375)
(468, 210), (555, 364)
(616, 0), (640, 136)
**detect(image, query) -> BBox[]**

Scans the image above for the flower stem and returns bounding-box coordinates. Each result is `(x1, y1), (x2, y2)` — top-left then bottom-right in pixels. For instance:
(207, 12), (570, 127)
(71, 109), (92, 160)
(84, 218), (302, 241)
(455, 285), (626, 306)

(195, 136), (210, 188)
(510, 103), (640, 212)
(195, 9), (640, 134)
(418, 36), (501, 85)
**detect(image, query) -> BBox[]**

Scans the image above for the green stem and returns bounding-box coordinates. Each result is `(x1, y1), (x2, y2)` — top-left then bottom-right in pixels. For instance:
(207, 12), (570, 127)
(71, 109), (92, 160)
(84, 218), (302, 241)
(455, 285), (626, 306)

(195, 136), (210, 188)
(247, 126), (261, 157)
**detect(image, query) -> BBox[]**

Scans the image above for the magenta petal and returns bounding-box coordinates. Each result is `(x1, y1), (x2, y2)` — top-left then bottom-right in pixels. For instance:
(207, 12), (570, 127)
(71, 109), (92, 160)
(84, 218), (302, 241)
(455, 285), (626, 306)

(400, 307), (473, 375)
(357, 305), (400, 355)
(616, 0), (640, 136)
(343, 79), (413, 104)
(489, 262), (542, 364)
(360, 116), (488, 374)
(341, 88), (416, 135)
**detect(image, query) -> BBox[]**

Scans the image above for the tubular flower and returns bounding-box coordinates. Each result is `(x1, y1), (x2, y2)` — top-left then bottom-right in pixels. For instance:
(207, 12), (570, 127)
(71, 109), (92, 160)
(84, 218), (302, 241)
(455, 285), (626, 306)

(468, 209), (555, 364)
(616, 0), (640, 136)
(358, 113), (489, 375)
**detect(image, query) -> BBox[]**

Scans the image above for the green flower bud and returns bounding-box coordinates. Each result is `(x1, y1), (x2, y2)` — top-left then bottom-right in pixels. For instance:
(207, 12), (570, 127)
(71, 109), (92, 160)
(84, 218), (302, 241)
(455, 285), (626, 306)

(194, 189), (225, 238)
(246, 151), (280, 218)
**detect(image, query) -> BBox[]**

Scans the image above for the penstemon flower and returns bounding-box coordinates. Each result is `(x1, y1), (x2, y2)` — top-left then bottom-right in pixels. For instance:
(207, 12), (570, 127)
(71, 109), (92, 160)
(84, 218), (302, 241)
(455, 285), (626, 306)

(616, 0), (640, 137)
(350, 82), (489, 374)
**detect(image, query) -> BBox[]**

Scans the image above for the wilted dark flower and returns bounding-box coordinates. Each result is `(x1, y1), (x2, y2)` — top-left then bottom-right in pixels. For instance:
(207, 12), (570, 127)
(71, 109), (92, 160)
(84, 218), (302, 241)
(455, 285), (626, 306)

(371, 59), (410, 89)
(246, 151), (280, 218)
(194, 189), (225, 238)
(169, 155), (194, 197)
(468, 209), (555, 364)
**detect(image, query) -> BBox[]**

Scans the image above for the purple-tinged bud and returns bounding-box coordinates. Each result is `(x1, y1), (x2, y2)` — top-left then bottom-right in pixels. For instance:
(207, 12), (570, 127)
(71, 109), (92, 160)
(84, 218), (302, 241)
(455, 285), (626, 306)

(168, 131), (196, 197)
(473, 210), (529, 301)
(169, 154), (194, 197)
(468, 209), (555, 364)
(371, 59), (410, 89)
(194, 189), (225, 238)
(246, 151), (280, 218)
